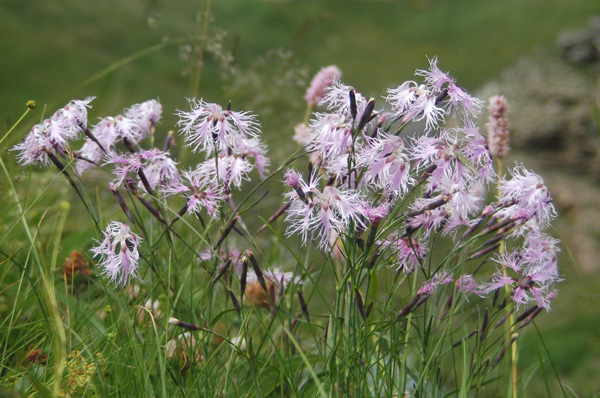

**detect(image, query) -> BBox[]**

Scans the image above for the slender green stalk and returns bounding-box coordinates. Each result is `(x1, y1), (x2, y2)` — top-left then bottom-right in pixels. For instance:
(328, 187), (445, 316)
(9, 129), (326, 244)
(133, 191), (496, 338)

(0, 102), (35, 147)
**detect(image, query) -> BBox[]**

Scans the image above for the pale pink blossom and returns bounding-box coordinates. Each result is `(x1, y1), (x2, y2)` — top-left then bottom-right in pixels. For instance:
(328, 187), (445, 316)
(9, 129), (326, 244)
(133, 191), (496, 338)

(177, 99), (261, 154)
(360, 134), (413, 195)
(379, 232), (427, 273)
(497, 166), (556, 227)
(293, 123), (315, 146)
(125, 99), (163, 137)
(91, 222), (142, 286)
(284, 171), (366, 248)
(418, 272), (454, 296)
(162, 168), (223, 217)
(416, 57), (483, 118)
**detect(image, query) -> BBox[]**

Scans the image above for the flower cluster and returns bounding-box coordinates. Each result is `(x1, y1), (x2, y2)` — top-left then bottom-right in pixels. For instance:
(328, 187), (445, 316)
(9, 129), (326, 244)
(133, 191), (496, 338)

(11, 58), (559, 315)
(175, 99), (270, 191)
(12, 98), (94, 166)
(482, 166), (559, 309)
(283, 58), (560, 310)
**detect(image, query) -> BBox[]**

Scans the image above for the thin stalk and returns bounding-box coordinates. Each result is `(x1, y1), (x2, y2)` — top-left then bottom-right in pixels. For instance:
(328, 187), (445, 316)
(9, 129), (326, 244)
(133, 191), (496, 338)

(0, 102), (35, 147)
(496, 157), (518, 398)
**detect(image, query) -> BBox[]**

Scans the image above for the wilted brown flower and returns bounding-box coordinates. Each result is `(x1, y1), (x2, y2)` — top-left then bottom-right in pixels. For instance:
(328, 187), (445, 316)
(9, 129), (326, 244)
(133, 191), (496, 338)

(62, 251), (90, 278)
(25, 344), (48, 365)
(244, 280), (274, 308)
(165, 332), (202, 371)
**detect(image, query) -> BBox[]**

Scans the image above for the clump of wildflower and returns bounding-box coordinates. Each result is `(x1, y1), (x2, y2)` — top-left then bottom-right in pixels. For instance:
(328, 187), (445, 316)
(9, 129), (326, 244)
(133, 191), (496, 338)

(486, 95), (510, 159)
(304, 65), (342, 106)
(90, 222), (142, 286)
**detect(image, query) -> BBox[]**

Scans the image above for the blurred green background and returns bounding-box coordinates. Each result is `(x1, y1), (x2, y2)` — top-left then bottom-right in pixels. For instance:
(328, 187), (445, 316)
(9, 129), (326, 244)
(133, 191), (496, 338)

(2, 0), (600, 395)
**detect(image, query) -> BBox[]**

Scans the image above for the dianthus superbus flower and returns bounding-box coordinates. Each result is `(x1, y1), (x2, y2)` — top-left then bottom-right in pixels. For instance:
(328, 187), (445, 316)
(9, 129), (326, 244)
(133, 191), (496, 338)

(379, 232), (427, 273)
(177, 99), (261, 154)
(125, 99), (163, 139)
(416, 57), (483, 118)
(386, 81), (444, 131)
(360, 134), (413, 195)
(497, 165), (556, 228)
(485, 249), (559, 310)
(91, 222), (142, 286)
(53, 97), (94, 128)
(284, 170), (366, 248)
(12, 120), (56, 166)
(194, 154), (253, 190)
(162, 168), (223, 217)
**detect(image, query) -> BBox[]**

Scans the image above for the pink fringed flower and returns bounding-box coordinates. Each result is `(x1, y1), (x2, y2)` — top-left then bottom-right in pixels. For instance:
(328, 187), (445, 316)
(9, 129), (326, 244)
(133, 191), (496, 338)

(91, 222), (142, 286)
(416, 57), (483, 118)
(497, 165), (556, 228)
(379, 232), (427, 273)
(284, 170), (366, 248)
(360, 134), (413, 195)
(125, 99), (163, 140)
(177, 99), (261, 154)
(386, 81), (444, 131)
(162, 168), (223, 217)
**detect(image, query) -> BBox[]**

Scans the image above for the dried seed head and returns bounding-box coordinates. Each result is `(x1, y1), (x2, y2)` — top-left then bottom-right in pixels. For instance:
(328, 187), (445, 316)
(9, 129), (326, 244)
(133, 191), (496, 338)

(486, 95), (510, 159)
